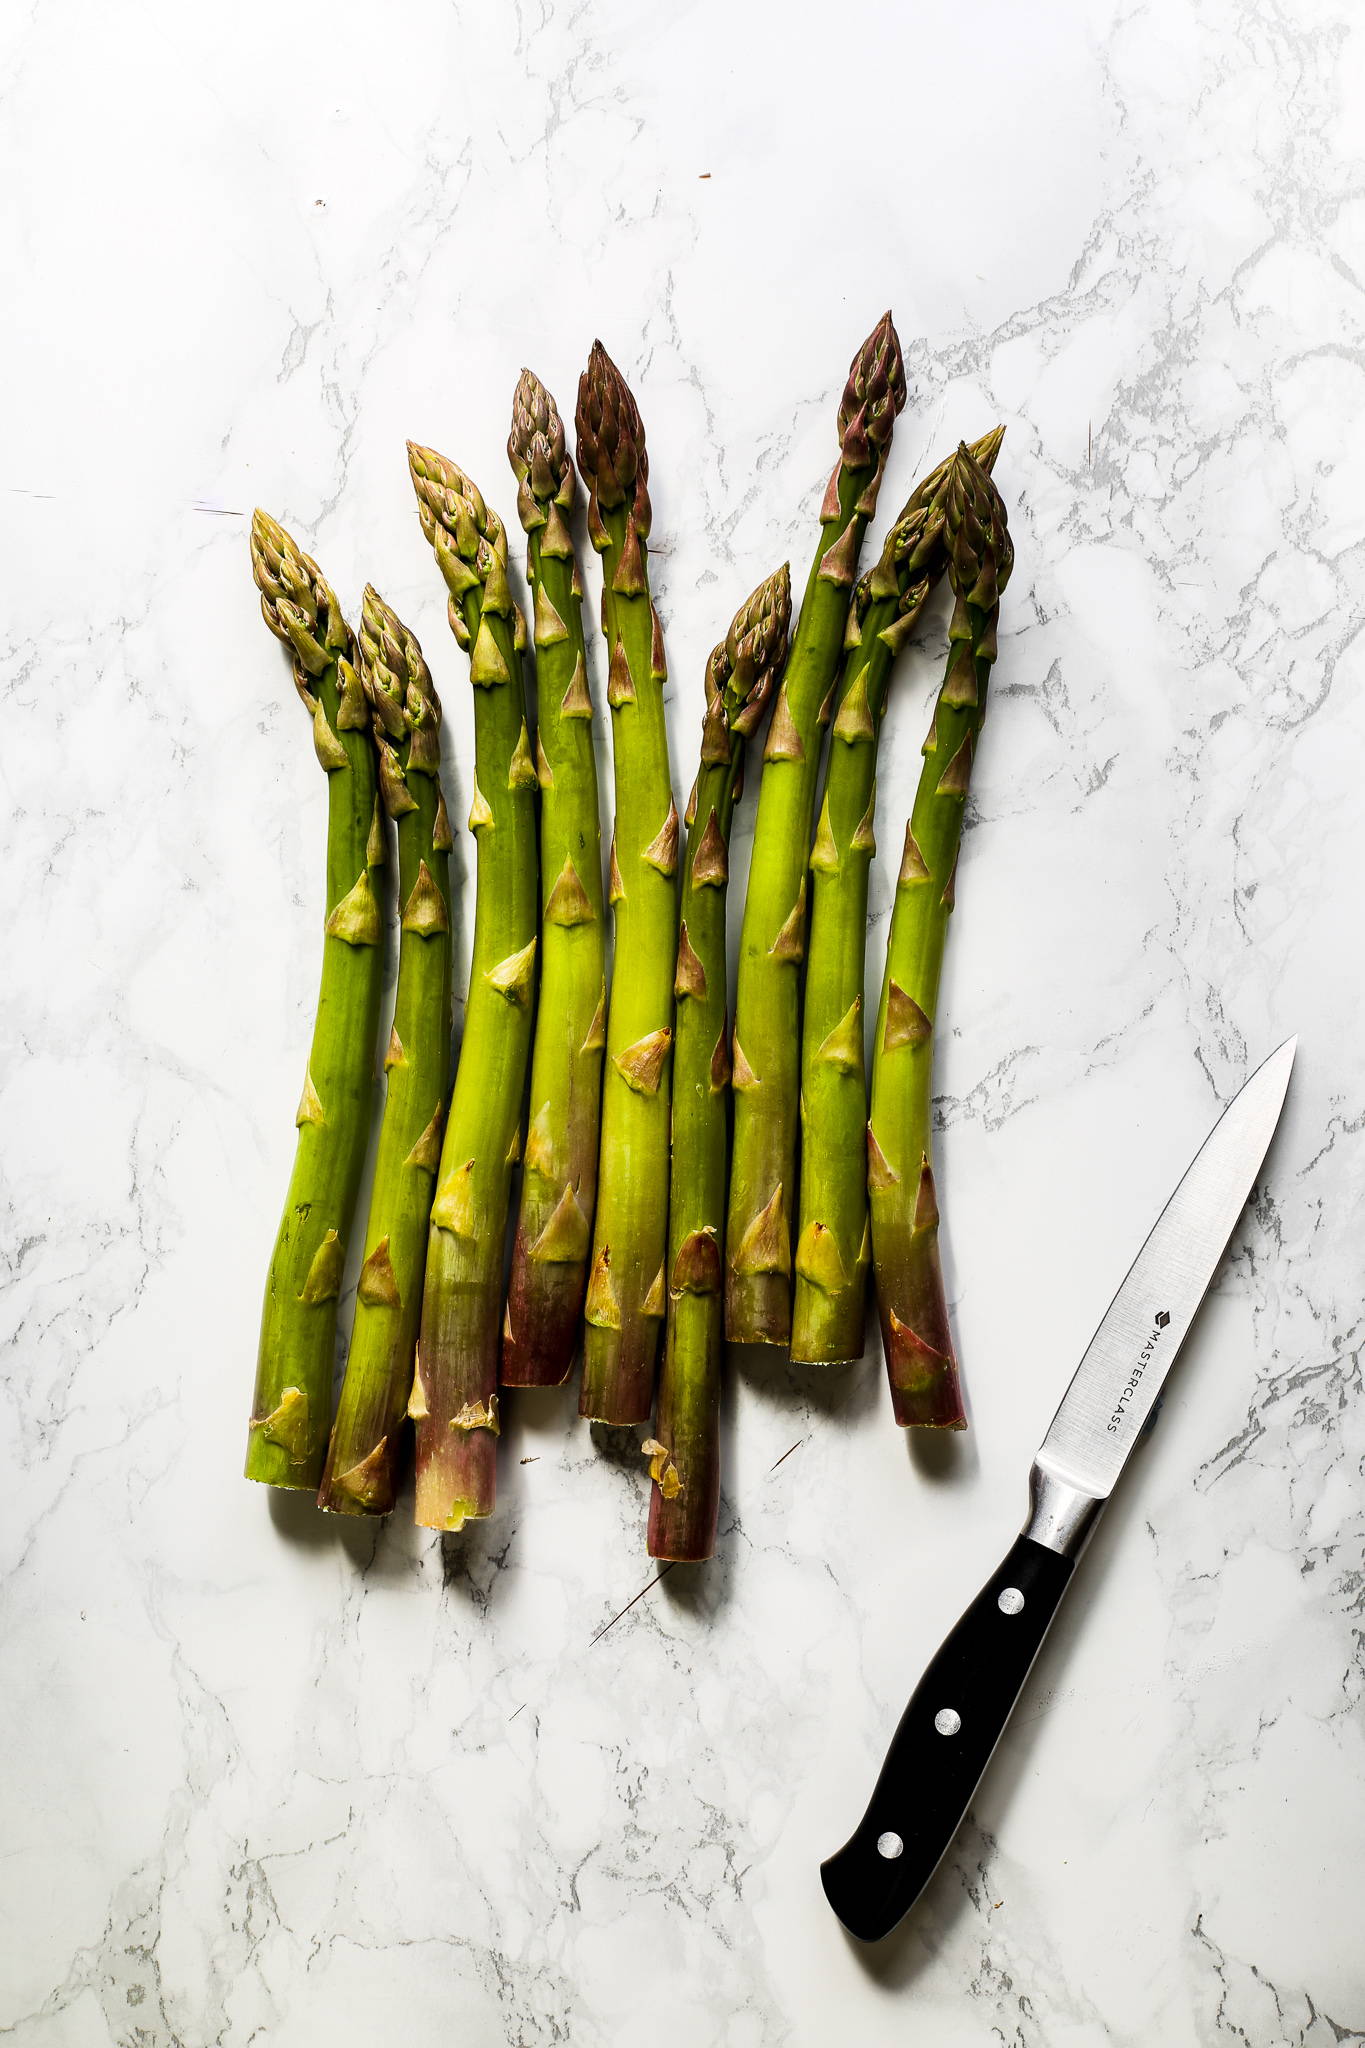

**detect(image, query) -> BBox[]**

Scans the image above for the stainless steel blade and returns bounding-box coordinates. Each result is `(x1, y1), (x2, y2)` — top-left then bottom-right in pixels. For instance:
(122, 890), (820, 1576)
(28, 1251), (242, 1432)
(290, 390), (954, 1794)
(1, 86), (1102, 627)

(1035, 1038), (1296, 1506)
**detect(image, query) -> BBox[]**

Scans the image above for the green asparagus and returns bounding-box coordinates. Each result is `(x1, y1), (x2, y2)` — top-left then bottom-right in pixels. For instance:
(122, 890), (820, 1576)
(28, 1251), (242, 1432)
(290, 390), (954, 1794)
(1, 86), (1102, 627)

(868, 444), (1013, 1427)
(791, 428), (1005, 1365)
(502, 371), (607, 1388)
(648, 564), (791, 1562)
(725, 313), (906, 1347)
(317, 591), (453, 1513)
(245, 513), (385, 1489)
(576, 343), (678, 1425)
(408, 445), (538, 1527)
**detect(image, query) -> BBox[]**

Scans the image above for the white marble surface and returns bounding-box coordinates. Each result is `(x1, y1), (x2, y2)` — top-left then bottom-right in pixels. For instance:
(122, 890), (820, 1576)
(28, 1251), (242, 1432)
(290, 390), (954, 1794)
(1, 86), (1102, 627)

(3, 0), (1364, 2040)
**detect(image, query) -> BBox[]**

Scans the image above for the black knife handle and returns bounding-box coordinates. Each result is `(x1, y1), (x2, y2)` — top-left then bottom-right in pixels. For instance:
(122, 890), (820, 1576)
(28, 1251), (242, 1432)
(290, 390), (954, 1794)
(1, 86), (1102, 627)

(820, 1534), (1075, 1942)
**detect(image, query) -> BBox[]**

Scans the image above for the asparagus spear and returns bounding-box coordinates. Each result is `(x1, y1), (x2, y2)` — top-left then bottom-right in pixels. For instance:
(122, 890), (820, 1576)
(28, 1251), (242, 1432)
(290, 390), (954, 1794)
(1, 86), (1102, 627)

(868, 444), (1013, 1427)
(725, 313), (907, 1347)
(501, 371), (607, 1388)
(575, 343), (678, 1425)
(245, 514), (385, 1489)
(648, 564), (792, 1563)
(317, 591), (453, 1513)
(791, 428), (1005, 1365)
(408, 445), (538, 1528)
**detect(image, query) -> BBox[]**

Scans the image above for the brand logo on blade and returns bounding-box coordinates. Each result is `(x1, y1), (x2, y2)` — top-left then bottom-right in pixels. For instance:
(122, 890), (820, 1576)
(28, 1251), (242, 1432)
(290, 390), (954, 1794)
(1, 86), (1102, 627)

(1107, 1310), (1172, 1434)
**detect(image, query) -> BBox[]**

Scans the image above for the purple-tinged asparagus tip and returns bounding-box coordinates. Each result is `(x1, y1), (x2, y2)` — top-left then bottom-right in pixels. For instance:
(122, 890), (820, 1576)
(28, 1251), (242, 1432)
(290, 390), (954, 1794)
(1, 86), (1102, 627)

(838, 311), (907, 470)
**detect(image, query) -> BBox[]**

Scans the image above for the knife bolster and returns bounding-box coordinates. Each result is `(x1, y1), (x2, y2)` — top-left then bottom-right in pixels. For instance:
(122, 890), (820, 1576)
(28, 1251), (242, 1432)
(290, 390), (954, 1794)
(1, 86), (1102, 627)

(1023, 1457), (1106, 1562)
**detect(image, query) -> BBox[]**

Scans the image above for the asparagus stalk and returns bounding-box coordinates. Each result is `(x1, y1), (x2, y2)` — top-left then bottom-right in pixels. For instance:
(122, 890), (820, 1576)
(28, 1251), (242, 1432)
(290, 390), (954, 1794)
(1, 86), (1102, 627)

(245, 514), (385, 1489)
(317, 592), (453, 1513)
(648, 564), (792, 1563)
(868, 444), (1013, 1427)
(575, 343), (678, 1425)
(725, 313), (906, 1347)
(408, 446), (538, 1528)
(501, 371), (607, 1388)
(790, 428), (1005, 1365)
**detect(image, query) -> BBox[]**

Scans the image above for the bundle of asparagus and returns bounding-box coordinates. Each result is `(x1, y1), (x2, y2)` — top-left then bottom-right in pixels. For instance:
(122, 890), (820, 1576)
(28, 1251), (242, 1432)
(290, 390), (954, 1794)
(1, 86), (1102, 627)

(408, 445), (538, 1529)
(647, 564), (792, 1563)
(245, 515), (385, 1491)
(241, 318), (1018, 1550)
(790, 429), (1005, 1367)
(868, 445), (1013, 1427)
(317, 591), (453, 1514)
(725, 314), (907, 1350)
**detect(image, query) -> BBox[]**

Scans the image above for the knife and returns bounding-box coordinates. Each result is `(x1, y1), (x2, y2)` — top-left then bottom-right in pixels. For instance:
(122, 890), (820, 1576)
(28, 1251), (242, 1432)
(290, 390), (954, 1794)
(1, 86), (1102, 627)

(820, 1037), (1297, 1942)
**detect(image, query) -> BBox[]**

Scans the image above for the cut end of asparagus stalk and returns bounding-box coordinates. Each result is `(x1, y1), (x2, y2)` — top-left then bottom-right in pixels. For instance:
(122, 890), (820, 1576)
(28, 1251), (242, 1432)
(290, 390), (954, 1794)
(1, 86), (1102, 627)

(647, 1451), (721, 1562)
(881, 1168), (966, 1429)
(578, 1347), (658, 1426)
(245, 1386), (316, 1489)
(413, 1413), (500, 1530)
(789, 1268), (869, 1368)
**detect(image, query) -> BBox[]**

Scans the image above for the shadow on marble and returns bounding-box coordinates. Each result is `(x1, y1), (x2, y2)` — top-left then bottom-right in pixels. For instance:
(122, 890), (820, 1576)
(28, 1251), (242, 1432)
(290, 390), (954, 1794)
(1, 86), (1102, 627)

(265, 1485), (335, 1550)
(265, 1483), (374, 1562)
(266, 1473), (405, 1576)
(732, 1342), (881, 1428)
(439, 1514), (516, 1609)
(508, 1379), (581, 1457)
(660, 1541), (738, 1623)
(907, 1421), (980, 1486)
(581, 1418), (646, 1484)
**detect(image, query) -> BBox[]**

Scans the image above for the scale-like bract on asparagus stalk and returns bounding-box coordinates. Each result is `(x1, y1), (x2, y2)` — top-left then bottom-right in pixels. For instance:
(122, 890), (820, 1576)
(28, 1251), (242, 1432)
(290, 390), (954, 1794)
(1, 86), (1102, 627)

(791, 428), (1005, 1366)
(502, 372), (606, 1388)
(576, 343), (678, 1425)
(726, 314), (907, 1348)
(245, 514), (386, 1489)
(868, 445), (1013, 1427)
(408, 446), (538, 1527)
(648, 564), (791, 1563)
(317, 592), (453, 1514)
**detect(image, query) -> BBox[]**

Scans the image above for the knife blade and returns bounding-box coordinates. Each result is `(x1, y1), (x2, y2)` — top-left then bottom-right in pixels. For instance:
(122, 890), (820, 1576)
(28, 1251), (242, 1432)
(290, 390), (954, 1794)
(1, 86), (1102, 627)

(820, 1037), (1297, 1943)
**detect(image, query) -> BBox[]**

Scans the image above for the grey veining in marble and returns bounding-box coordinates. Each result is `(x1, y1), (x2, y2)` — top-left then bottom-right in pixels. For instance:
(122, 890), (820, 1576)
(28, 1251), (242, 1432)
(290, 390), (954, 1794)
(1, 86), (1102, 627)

(2, 0), (1363, 2041)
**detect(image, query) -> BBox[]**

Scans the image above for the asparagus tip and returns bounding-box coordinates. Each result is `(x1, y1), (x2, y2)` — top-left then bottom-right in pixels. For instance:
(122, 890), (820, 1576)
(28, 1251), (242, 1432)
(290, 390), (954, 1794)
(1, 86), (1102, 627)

(575, 341), (650, 523)
(975, 423), (1008, 474)
(838, 312), (907, 470)
(706, 561), (793, 741)
(249, 508), (349, 676)
(358, 585), (437, 711)
(944, 443), (1014, 604)
(508, 367), (572, 508)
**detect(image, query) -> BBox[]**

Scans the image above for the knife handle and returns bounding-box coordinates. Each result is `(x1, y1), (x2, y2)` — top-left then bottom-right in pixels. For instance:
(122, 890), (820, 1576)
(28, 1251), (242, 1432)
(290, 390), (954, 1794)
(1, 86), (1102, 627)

(820, 1534), (1075, 1942)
